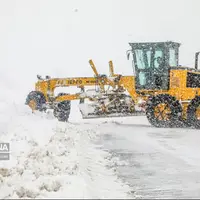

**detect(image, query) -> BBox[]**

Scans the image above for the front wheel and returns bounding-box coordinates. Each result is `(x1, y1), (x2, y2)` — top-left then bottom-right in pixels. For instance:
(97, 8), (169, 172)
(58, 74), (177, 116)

(53, 100), (71, 122)
(25, 91), (46, 112)
(146, 94), (182, 128)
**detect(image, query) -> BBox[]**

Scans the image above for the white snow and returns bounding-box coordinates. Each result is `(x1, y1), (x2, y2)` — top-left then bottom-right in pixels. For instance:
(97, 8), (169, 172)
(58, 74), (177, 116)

(78, 103), (96, 116)
(0, 102), (131, 199)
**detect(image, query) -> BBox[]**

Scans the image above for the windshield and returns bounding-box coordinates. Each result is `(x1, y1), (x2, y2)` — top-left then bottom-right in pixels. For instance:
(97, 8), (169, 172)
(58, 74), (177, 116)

(133, 47), (169, 90)
(134, 48), (164, 70)
(135, 49), (151, 69)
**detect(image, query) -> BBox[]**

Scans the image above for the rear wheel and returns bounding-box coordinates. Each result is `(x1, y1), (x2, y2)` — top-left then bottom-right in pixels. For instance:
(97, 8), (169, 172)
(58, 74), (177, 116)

(25, 91), (46, 112)
(146, 94), (182, 128)
(53, 100), (71, 122)
(187, 96), (200, 129)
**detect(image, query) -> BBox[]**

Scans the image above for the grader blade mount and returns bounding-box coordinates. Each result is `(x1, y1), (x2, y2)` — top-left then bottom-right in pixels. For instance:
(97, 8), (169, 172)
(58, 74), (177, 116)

(26, 59), (144, 122)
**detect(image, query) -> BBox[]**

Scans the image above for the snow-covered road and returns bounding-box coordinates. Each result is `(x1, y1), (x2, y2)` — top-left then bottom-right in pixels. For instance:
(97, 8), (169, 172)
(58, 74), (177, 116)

(1, 0), (200, 198)
(75, 116), (200, 198)
(1, 100), (200, 199)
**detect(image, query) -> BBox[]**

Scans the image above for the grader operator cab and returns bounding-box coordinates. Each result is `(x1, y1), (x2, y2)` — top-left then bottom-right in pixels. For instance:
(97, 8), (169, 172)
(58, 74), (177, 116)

(128, 41), (180, 91)
(26, 41), (200, 128)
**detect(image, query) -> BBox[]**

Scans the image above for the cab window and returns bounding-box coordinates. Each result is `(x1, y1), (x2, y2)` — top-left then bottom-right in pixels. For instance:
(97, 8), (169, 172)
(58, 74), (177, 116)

(169, 48), (177, 66)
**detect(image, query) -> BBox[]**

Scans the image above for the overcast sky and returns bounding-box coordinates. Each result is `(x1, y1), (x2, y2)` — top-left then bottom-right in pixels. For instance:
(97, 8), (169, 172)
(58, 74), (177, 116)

(0, 0), (200, 98)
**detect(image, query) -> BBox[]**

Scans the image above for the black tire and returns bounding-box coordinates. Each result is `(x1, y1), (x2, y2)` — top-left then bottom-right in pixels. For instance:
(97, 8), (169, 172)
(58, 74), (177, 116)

(146, 94), (182, 128)
(53, 100), (71, 122)
(25, 91), (46, 111)
(187, 96), (200, 129)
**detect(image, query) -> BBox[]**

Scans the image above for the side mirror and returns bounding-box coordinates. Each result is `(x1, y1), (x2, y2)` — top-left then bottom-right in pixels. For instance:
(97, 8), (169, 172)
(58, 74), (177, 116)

(126, 50), (131, 60)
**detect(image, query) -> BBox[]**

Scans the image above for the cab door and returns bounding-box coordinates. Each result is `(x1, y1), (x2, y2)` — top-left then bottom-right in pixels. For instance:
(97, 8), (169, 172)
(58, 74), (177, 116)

(133, 47), (169, 90)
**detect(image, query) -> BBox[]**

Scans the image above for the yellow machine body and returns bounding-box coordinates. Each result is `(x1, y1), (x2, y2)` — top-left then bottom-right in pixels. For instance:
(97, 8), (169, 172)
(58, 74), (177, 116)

(33, 65), (200, 118)
(26, 41), (200, 128)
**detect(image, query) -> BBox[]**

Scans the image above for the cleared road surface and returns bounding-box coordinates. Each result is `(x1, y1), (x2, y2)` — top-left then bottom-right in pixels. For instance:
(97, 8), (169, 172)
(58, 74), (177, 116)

(73, 116), (200, 199)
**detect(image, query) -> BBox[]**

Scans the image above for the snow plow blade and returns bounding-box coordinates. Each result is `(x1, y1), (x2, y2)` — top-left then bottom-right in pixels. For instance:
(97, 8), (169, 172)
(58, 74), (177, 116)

(81, 111), (145, 119)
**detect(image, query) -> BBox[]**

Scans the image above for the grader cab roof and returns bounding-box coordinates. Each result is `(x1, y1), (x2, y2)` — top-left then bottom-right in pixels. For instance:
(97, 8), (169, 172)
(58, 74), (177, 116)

(128, 41), (181, 49)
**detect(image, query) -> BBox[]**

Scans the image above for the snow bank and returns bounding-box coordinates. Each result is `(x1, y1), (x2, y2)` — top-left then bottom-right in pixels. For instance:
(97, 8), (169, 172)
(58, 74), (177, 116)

(0, 102), (131, 199)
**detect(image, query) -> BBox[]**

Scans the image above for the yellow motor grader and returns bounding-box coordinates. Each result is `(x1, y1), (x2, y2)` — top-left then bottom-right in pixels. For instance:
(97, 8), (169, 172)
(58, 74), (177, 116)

(25, 41), (200, 128)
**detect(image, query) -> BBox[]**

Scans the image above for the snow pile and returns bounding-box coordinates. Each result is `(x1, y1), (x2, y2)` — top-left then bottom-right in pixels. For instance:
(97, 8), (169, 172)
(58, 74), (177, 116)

(0, 103), (131, 199)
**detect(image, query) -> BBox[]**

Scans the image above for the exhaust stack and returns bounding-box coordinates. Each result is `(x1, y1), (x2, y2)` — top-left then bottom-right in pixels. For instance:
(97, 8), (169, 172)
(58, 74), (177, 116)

(195, 52), (200, 70)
